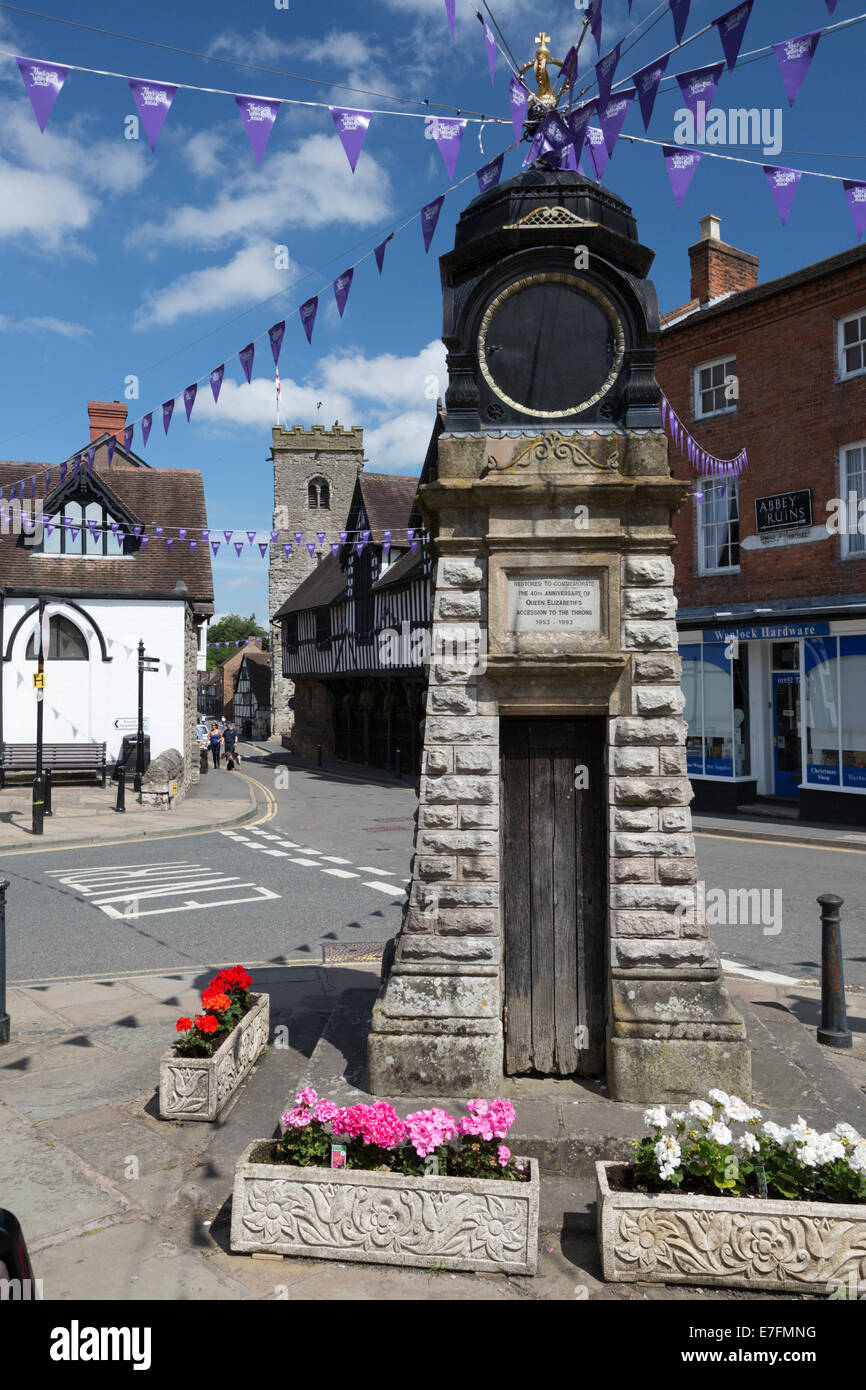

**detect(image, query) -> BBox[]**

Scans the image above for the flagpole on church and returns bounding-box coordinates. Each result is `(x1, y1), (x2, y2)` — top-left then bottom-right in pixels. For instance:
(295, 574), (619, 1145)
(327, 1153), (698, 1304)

(275, 369), (281, 427)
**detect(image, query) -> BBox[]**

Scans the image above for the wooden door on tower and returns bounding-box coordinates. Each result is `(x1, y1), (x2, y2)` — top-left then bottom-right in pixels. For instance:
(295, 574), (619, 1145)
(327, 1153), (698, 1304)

(500, 718), (606, 1075)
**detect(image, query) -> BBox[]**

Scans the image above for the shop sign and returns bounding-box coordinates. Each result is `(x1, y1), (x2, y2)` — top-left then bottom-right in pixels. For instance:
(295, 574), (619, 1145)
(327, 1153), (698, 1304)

(755, 489), (812, 533)
(701, 621), (830, 642)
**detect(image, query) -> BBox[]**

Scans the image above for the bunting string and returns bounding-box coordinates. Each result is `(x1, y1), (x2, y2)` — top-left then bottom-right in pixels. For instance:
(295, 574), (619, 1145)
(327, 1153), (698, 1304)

(659, 393), (748, 480)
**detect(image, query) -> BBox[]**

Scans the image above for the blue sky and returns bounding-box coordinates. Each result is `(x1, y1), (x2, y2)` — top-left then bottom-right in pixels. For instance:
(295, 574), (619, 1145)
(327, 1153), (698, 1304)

(0, 0), (861, 623)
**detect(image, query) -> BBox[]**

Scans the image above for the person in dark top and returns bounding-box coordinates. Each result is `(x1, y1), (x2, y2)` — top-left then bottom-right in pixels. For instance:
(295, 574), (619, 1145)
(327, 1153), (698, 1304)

(208, 721), (222, 768)
(223, 721), (238, 768)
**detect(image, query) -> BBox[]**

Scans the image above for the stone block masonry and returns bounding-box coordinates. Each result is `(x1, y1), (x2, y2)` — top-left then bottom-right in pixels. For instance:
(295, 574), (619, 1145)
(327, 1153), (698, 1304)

(268, 425), (364, 737)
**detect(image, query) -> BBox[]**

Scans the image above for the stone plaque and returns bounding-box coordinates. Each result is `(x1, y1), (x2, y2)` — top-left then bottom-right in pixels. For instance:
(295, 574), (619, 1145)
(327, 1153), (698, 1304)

(507, 574), (600, 633)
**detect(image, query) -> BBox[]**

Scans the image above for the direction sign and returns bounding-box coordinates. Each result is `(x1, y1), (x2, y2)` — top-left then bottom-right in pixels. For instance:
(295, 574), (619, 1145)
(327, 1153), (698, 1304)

(114, 717), (149, 731)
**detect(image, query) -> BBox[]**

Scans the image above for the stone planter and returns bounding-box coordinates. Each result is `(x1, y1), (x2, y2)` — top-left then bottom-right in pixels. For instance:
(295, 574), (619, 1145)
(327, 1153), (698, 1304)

(159, 993), (269, 1122)
(230, 1141), (539, 1274)
(597, 1161), (866, 1294)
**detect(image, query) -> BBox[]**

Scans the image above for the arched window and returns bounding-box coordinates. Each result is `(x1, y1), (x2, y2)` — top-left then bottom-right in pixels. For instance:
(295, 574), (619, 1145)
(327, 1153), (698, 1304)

(307, 477), (330, 510)
(25, 615), (89, 660)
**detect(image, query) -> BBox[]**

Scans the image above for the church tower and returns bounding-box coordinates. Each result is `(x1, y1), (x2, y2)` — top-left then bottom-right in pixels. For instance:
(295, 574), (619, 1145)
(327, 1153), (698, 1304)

(269, 424), (364, 736)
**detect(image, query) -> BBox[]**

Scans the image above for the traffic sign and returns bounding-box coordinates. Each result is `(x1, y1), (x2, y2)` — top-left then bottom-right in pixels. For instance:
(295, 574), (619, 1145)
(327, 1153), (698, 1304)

(114, 717), (149, 731)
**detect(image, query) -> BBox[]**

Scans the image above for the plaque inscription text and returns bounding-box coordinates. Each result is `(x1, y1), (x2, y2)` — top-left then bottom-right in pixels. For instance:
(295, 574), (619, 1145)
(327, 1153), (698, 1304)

(507, 575), (600, 633)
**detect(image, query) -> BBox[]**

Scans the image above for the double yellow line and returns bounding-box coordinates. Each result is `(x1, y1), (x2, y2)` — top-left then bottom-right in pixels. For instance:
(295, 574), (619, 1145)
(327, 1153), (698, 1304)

(232, 763), (278, 826)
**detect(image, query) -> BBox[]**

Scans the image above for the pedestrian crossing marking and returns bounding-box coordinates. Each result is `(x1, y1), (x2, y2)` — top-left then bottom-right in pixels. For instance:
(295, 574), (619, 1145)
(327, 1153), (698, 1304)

(261, 849), (290, 856)
(322, 868), (360, 879)
(356, 866), (398, 875)
(288, 857), (321, 867)
(363, 881), (407, 897)
(320, 856), (352, 864)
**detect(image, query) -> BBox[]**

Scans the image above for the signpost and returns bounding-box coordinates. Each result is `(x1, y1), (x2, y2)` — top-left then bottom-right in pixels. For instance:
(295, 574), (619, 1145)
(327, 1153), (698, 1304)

(755, 489), (812, 533)
(32, 596), (48, 836)
(135, 640), (160, 797)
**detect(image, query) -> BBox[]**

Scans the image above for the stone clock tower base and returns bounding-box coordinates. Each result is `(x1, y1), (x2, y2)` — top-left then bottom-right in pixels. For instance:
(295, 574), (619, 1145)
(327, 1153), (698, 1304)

(367, 167), (750, 1104)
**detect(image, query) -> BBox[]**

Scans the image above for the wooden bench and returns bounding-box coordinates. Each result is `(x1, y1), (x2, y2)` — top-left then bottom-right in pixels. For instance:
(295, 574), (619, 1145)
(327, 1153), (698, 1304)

(0, 742), (108, 788)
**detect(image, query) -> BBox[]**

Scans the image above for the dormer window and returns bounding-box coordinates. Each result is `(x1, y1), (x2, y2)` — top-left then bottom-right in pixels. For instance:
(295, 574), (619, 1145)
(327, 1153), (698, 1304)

(308, 477), (330, 510)
(39, 497), (128, 555)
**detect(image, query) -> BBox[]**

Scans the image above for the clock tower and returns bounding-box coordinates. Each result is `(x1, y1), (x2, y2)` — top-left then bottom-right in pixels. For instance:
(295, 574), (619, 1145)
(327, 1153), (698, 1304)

(367, 163), (750, 1104)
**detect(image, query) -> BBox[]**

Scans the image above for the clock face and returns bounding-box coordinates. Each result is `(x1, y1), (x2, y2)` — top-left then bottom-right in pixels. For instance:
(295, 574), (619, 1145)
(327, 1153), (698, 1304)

(477, 273), (625, 418)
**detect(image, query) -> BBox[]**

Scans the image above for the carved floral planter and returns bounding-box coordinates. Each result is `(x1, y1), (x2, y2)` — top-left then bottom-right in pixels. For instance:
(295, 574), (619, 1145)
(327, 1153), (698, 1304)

(230, 1141), (539, 1274)
(159, 993), (269, 1122)
(597, 1161), (866, 1294)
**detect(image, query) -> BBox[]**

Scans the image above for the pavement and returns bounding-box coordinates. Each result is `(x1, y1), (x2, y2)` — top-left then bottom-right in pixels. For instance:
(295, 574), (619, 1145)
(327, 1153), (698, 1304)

(0, 753), (257, 850)
(1, 959), (864, 1302)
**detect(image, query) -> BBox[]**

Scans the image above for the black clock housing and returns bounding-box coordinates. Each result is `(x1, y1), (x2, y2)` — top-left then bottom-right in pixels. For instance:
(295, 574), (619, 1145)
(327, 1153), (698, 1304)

(440, 166), (662, 433)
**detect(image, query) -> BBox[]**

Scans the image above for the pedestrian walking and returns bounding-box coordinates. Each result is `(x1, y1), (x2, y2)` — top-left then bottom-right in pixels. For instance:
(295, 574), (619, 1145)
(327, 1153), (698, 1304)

(223, 720), (238, 770)
(208, 721), (223, 769)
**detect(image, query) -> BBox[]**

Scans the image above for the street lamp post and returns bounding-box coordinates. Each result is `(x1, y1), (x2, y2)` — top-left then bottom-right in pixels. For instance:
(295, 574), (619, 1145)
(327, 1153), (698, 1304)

(32, 596), (47, 835)
(135, 640), (160, 798)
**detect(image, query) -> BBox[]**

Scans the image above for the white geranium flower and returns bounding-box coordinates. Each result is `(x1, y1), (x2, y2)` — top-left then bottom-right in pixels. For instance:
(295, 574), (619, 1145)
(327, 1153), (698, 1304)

(688, 1100), (713, 1123)
(832, 1122), (861, 1145)
(643, 1105), (668, 1129)
(848, 1142), (866, 1175)
(797, 1144), (819, 1168)
(789, 1116), (817, 1145)
(708, 1088), (730, 1107)
(761, 1121), (790, 1145)
(724, 1095), (756, 1123)
(737, 1132), (760, 1155)
(708, 1121), (733, 1146)
(812, 1134), (845, 1165)
(654, 1134), (681, 1182)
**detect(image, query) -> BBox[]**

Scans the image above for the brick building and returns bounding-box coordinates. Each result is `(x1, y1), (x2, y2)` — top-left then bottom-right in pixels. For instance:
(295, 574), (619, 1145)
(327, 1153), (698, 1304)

(657, 216), (866, 823)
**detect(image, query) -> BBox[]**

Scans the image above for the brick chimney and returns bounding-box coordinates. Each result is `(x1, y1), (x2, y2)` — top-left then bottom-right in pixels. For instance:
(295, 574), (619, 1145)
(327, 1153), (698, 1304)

(689, 214), (759, 306)
(88, 400), (128, 443)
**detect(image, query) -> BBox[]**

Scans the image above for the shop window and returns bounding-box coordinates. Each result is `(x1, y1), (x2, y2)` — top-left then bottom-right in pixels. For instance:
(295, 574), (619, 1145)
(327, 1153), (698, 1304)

(679, 641), (749, 780)
(702, 642), (733, 776)
(25, 615), (88, 660)
(680, 643), (703, 777)
(841, 442), (866, 557)
(733, 646), (750, 776)
(805, 637), (840, 787)
(698, 481), (739, 574)
(771, 642), (799, 671)
(840, 635), (866, 789)
(694, 356), (737, 419)
(839, 310), (866, 380)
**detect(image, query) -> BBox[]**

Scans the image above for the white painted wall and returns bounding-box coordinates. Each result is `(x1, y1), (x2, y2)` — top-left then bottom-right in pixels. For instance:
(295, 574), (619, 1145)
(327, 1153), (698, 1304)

(3, 598), (188, 763)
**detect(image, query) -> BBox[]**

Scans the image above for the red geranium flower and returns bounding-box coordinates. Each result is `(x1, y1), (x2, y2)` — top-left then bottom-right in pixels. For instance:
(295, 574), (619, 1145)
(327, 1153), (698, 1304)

(176, 1017), (193, 1032)
(201, 990), (231, 1013)
(194, 1014), (219, 1034)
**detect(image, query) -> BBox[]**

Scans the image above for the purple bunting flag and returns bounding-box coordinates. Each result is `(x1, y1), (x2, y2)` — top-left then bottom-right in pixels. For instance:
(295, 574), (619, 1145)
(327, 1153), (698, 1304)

(329, 107), (372, 173)
(772, 31), (823, 108)
(16, 58), (69, 132)
(509, 77), (528, 144)
(444, 0), (455, 41)
(587, 0), (604, 58)
(155, 526), (164, 537)
(268, 322), (285, 367)
(479, 14), (496, 85)
(246, 531), (256, 544)
(598, 88), (634, 157)
(539, 109), (572, 151)
(141, 414), (152, 448)
(374, 234), (393, 274)
(162, 399), (174, 435)
(283, 544), (293, 559)
(476, 153), (504, 194)
(270, 530), (279, 543)
(339, 531), (348, 545)
(825, 0), (837, 13)
(210, 364), (224, 402)
(306, 542), (316, 557)
(123, 425), (134, 454)
(585, 126), (609, 181)
(677, 63), (725, 125)
(183, 384), (197, 420)
(295, 532), (304, 545)
(239, 343), (254, 383)
(844, 181), (866, 242)
(383, 529), (392, 556)
(258, 543), (268, 558)
(299, 296), (318, 344)
(595, 44), (620, 108)
(426, 117), (466, 179)
(333, 269), (353, 318)
(235, 94), (280, 163)
(714, 2), (753, 71)
(128, 79), (177, 152)
(87, 446), (96, 473)
(663, 145), (702, 206)
(568, 102), (595, 161)
(421, 196), (445, 253)
(560, 47), (578, 103)
(670, 0), (691, 46)
(330, 542), (340, 559)
(316, 531), (326, 546)
(134, 526), (144, 539)
(224, 530), (233, 543)
(234, 543), (244, 557)
(633, 56), (669, 131)
(165, 537), (174, 551)
(107, 437), (116, 467)
(141, 536), (149, 549)
(764, 166), (802, 226)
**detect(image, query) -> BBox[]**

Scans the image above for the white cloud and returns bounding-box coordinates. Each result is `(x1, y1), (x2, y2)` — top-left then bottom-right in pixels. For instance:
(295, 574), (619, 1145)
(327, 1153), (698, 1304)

(0, 313), (91, 339)
(134, 241), (298, 328)
(318, 339), (447, 408)
(130, 133), (393, 249)
(364, 410), (435, 472)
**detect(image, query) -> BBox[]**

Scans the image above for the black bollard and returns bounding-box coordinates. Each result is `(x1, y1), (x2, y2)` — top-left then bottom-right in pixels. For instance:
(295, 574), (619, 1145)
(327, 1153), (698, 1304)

(395, 746), (402, 780)
(317, 744), (323, 767)
(0, 878), (10, 1044)
(31, 775), (44, 836)
(817, 893), (852, 1049)
(115, 767), (126, 813)
(44, 768), (52, 817)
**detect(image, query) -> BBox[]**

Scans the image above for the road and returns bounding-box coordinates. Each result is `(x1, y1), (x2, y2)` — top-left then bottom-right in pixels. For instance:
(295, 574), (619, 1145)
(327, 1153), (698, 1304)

(0, 745), (863, 989)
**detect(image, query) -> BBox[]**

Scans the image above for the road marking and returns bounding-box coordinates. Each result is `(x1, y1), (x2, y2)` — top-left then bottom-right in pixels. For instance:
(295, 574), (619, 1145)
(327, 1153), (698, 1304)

(363, 880), (407, 896)
(99, 885), (280, 919)
(322, 868), (360, 879)
(288, 857), (321, 867)
(91, 877), (249, 906)
(275, 840), (301, 848)
(319, 855), (352, 864)
(261, 849), (290, 856)
(694, 831), (866, 855)
(356, 865), (398, 875)
(44, 859), (281, 919)
(720, 958), (801, 986)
